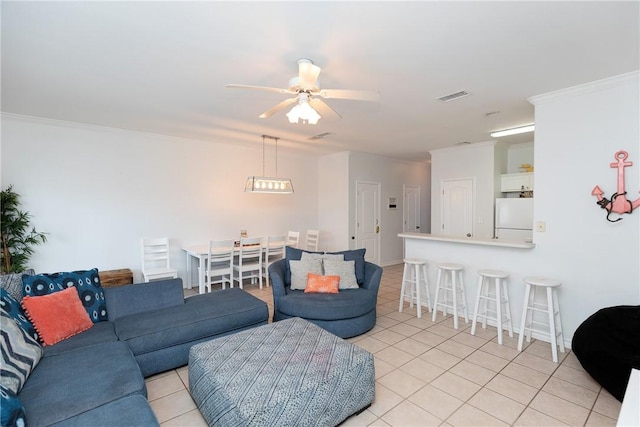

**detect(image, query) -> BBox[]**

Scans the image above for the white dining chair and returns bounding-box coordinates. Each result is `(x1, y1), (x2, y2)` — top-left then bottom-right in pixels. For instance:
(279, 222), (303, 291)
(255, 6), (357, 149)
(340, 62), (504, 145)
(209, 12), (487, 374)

(141, 237), (178, 282)
(263, 235), (286, 288)
(286, 231), (300, 248)
(233, 236), (263, 289)
(204, 239), (234, 292)
(306, 229), (320, 252)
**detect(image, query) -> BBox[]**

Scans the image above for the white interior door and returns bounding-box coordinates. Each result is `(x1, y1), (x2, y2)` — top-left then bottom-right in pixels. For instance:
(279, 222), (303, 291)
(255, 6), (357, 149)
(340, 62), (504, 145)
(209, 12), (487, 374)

(356, 181), (380, 265)
(441, 179), (474, 237)
(403, 185), (420, 233)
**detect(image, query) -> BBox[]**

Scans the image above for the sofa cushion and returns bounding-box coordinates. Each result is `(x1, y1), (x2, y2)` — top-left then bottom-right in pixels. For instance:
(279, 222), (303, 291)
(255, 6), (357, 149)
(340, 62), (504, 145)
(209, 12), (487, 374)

(305, 273), (340, 294)
(277, 288), (377, 321)
(289, 259), (323, 290)
(0, 384), (26, 427)
(1, 288), (38, 341)
(0, 309), (43, 394)
(43, 321), (117, 357)
(49, 395), (159, 427)
(22, 287), (94, 346)
(114, 287), (268, 359)
(323, 259), (358, 289)
(22, 268), (108, 323)
(104, 278), (184, 321)
(19, 341), (146, 427)
(325, 249), (366, 285)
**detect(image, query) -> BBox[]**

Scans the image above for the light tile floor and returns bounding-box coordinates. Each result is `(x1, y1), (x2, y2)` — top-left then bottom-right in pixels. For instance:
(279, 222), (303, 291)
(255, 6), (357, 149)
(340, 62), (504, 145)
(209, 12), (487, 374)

(147, 264), (622, 426)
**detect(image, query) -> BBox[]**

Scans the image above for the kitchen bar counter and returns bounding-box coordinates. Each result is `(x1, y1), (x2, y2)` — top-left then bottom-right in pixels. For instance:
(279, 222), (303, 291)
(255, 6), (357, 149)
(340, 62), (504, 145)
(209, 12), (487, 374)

(398, 232), (551, 343)
(398, 232), (535, 249)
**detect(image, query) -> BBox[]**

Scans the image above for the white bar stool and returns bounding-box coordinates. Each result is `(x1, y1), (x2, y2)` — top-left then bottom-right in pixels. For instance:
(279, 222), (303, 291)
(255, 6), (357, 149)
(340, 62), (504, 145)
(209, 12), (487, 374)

(517, 277), (565, 363)
(471, 269), (513, 345)
(432, 263), (468, 329)
(399, 258), (431, 318)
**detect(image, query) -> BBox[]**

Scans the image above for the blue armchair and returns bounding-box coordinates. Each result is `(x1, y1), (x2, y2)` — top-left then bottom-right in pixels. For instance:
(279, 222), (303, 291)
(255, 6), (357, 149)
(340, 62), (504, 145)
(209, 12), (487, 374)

(269, 258), (383, 338)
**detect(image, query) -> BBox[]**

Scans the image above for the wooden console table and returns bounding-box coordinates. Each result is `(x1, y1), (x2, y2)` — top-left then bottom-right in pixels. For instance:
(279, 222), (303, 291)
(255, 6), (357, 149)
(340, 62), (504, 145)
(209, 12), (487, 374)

(99, 268), (133, 287)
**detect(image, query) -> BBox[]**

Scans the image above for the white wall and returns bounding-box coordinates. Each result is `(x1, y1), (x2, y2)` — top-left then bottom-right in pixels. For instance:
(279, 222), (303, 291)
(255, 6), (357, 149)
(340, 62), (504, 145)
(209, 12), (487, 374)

(1, 115), (320, 283)
(528, 71), (640, 339)
(507, 141), (534, 173)
(318, 152), (350, 251)
(430, 142), (498, 238)
(348, 152), (431, 266)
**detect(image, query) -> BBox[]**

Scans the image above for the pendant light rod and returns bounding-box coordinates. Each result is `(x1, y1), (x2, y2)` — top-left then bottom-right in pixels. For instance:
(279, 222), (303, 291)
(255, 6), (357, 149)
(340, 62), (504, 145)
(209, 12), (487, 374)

(262, 134), (280, 176)
(262, 135), (265, 176)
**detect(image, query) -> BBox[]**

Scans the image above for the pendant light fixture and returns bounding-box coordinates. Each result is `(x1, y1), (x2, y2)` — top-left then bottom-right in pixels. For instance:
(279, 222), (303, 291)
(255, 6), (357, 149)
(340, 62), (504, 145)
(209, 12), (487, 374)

(245, 135), (294, 194)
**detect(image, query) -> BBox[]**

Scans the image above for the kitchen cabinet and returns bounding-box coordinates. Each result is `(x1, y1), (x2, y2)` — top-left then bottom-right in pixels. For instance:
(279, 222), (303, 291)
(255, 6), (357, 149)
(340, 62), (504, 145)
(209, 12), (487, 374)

(501, 172), (533, 192)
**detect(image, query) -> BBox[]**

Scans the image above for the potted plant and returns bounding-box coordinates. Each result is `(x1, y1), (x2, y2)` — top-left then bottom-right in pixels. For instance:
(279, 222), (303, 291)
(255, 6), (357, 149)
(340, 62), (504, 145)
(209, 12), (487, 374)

(1, 185), (47, 274)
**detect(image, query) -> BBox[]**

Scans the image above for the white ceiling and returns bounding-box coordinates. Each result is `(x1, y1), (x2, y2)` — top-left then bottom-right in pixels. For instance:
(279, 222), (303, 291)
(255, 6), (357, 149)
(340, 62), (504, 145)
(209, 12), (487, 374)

(2, 1), (639, 161)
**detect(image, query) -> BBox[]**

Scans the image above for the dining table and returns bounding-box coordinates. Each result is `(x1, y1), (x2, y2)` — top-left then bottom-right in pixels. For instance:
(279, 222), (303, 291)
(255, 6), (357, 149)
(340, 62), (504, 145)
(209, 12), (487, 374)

(182, 240), (283, 294)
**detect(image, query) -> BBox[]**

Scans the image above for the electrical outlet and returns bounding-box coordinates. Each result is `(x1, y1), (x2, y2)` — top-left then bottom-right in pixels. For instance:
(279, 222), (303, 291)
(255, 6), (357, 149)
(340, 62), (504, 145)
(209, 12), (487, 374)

(536, 221), (546, 232)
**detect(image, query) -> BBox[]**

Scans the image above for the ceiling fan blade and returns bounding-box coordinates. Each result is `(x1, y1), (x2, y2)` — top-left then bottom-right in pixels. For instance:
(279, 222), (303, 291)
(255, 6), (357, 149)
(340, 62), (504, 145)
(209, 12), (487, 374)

(298, 59), (321, 90)
(318, 89), (380, 102)
(225, 84), (295, 95)
(258, 97), (298, 119)
(309, 98), (342, 119)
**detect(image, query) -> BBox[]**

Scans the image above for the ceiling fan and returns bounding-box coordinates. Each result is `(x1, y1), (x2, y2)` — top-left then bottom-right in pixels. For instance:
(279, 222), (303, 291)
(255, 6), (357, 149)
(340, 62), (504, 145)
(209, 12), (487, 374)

(225, 58), (380, 124)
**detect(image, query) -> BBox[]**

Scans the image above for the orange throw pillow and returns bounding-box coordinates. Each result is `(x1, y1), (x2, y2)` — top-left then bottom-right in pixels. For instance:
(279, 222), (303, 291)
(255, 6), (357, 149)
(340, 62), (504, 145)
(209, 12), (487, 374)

(305, 273), (340, 294)
(21, 286), (93, 346)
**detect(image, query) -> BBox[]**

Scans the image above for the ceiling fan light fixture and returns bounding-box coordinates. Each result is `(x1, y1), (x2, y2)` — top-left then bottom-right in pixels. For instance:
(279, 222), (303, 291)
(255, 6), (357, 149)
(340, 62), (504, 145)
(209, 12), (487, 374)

(286, 97), (321, 125)
(490, 124), (535, 138)
(226, 58), (378, 123)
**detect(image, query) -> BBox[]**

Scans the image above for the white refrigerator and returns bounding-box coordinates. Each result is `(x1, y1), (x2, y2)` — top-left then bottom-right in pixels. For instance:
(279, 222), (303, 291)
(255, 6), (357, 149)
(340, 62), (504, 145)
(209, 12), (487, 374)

(495, 198), (533, 241)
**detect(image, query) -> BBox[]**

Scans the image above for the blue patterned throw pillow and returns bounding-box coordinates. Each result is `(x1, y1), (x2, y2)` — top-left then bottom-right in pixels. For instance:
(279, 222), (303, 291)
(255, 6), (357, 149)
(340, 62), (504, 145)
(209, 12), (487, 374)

(22, 268), (108, 323)
(0, 288), (38, 342)
(0, 384), (26, 427)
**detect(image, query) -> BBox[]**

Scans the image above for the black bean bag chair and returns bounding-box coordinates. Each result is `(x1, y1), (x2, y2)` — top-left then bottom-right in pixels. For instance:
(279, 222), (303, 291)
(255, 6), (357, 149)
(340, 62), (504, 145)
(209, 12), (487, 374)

(571, 305), (640, 401)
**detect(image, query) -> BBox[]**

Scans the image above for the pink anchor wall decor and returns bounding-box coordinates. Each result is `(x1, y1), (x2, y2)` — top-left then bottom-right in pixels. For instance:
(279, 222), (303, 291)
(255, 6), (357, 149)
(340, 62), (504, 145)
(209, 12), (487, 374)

(592, 150), (640, 222)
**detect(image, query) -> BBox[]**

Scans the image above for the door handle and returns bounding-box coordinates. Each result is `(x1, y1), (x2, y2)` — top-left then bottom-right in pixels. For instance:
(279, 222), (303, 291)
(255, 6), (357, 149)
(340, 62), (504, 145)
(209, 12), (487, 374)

(376, 226), (380, 233)
(466, 233), (472, 237)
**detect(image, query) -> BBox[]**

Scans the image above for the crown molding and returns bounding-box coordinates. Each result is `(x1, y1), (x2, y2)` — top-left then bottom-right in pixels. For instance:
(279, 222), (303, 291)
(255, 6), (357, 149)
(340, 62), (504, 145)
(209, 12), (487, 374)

(528, 70), (640, 106)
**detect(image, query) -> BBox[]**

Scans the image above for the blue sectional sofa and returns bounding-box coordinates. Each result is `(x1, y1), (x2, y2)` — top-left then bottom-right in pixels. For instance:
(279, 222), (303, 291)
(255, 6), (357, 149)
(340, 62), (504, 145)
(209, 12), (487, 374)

(11, 278), (269, 427)
(269, 248), (383, 338)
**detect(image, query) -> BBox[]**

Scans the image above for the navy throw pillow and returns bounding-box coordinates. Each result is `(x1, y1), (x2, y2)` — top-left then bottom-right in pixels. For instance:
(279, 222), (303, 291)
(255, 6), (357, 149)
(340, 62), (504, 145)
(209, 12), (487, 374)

(0, 288), (38, 342)
(22, 268), (108, 323)
(0, 385), (26, 427)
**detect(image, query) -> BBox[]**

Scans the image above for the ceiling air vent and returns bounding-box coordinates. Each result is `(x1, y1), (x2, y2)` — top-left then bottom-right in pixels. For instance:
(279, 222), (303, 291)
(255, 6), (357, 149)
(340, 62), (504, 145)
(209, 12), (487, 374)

(437, 90), (470, 102)
(308, 132), (333, 140)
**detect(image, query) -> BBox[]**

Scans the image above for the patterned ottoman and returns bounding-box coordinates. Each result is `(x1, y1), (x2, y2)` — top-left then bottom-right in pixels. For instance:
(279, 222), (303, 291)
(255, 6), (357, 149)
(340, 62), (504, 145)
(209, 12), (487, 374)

(189, 317), (375, 426)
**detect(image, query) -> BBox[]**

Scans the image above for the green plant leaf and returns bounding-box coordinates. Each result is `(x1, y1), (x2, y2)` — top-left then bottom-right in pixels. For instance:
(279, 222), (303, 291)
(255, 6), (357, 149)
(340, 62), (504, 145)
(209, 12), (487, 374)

(1, 185), (48, 273)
